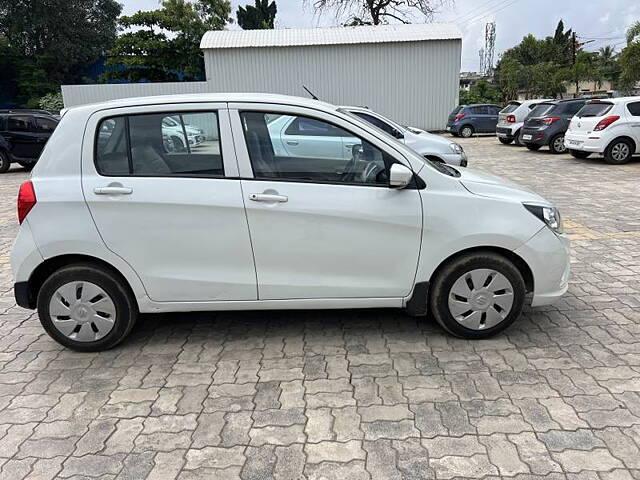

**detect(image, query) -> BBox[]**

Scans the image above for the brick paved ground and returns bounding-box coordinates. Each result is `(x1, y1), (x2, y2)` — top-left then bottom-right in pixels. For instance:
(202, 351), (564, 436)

(1, 136), (640, 479)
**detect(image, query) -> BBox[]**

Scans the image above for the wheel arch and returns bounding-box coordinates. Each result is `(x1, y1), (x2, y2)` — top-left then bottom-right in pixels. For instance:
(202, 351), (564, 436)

(429, 246), (534, 294)
(606, 136), (636, 154)
(24, 254), (139, 310)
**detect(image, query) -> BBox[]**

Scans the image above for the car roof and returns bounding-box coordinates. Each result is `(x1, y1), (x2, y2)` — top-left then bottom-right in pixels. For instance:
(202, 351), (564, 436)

(585, 96), (640, 104)
(463, 103), (500, 107)
(65, 93), (339, 116)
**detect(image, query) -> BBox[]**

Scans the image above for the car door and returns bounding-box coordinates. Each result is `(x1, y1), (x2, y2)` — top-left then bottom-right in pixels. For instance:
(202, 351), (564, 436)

(488, 106), (501, 131)
(5, 115), (40, 159)
(229, 104), (423, 300)
(81, 105), (257, 302)
(626, 101), (640, 151)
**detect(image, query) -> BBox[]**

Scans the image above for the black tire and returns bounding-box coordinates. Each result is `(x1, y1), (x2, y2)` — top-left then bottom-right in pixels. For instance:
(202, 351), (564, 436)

(549, 134), (567, 154)
(513, 131), (524, 146)
(171, 135), (185, 152)
(460, 125), (474, 138)
(525, 144), (542, 151)
(18, 161), (35, 171)
(570, 150), (591, 159)
(0, 151), (10, 173)
(37, 263), (138, 352)
(429, 252), (525, 339)
(498, 137), (513, 145)
(604, 138), (634, 165)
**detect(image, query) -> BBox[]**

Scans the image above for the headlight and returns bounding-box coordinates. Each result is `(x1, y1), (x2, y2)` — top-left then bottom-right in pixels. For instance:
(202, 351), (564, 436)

(523, 203), (563, 234)
(449, 143), (464, 154)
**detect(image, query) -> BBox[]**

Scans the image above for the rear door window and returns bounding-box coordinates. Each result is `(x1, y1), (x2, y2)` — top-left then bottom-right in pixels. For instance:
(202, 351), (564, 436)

(8, 116), (32, 132)
(471, 106), (488, 115)
(35, 117), (58, 133)
(627, 102), (640, 116)
(353, 112), (400, 137)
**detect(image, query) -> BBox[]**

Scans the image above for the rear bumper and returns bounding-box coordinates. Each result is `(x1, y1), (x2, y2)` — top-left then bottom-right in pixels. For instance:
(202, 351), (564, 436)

(446, 124), (460, 134)
(496, 124), (521, 138)
(564, 132), (605, 153)
(520, 128), (550, 146)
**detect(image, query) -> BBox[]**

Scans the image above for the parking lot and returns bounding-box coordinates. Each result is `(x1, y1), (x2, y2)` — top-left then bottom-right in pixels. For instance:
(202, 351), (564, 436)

(0, 135), (639, 479)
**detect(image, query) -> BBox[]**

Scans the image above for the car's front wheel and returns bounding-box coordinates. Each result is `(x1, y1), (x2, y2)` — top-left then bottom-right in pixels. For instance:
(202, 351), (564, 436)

(570, 150), (591, 159)
(37, 264), (138, 351)
(429, 252), (525, 339)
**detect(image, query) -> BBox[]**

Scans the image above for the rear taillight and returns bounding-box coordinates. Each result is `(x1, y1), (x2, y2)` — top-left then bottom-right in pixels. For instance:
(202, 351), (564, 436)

(506, 115), (516, 123)
(17, 181), (36, 224)
(455, 113), (466, 122)
(594, 115), (620, 131)
(542, 117), (561, 126)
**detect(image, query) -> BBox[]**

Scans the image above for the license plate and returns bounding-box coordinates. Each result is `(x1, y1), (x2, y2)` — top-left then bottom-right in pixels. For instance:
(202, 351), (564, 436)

(522, 134), (532, 141)
(569, 140), (582, 146)
(497, 133), (507, 137)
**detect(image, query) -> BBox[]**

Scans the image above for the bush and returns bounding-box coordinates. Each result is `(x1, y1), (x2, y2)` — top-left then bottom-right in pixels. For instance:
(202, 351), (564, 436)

(38, 92), (64, 112)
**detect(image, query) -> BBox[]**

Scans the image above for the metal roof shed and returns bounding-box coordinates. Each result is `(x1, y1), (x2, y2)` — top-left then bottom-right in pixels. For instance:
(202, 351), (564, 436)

(201, 24), (462, 130)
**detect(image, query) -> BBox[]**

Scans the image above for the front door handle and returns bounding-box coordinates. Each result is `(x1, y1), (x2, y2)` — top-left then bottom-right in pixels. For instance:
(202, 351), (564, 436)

(286, 140), (299, 146)
(94, 186), (133, 195)
(249, 193), (288, 203)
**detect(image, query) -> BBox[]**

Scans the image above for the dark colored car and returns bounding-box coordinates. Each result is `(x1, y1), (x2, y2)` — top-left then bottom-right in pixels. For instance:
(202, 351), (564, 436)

(446, 104), (501, 138)
(519, 99), (588, 154)
(0, 112), (59, 173)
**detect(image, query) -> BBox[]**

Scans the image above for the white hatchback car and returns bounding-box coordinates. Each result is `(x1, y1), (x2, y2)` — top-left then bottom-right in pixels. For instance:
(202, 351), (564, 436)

(12, 94), (570, 351)
(565, 97), (640, 164)
(496, 99), (552, 146)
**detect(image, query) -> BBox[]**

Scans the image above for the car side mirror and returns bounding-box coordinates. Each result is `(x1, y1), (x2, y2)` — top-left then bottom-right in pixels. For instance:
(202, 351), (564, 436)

(389, 163), (413, 189)
(393, 130), (404, 140)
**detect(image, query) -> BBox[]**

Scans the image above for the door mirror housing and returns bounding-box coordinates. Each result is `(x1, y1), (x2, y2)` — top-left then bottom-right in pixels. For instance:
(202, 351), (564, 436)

(389, 163), (414, 189)
(393, 129), (404, 140)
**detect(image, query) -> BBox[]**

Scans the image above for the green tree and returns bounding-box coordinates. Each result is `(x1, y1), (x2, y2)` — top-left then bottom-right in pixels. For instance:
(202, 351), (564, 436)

(459, 79), (501, 105)
(0, 0), (121, 106)
(619, 22), (640, 92)
(105, 0), (232, 82)
(596, 45), (620, 85)
(237, 0), (277, 29)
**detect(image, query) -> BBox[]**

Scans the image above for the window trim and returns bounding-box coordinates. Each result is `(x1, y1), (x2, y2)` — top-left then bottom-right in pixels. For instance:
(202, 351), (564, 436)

(239, 110), (408, 189)
(93, 109), (225, 179)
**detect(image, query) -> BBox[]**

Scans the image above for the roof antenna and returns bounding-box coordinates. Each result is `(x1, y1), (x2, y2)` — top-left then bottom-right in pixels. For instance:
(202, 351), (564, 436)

(302, 85), (319, 100)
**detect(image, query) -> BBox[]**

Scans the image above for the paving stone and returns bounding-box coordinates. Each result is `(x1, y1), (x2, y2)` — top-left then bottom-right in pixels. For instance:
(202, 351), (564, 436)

(305, 440), (366, 463)
(551, 448), (624, 472)
(430, 453), (498, 479)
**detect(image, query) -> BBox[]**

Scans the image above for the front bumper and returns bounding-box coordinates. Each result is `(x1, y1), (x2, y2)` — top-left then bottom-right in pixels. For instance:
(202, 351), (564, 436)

(514, 227), (570, 307)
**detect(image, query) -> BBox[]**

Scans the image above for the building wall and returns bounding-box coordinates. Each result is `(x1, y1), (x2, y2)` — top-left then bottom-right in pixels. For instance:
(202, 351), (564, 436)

(204, 40), (461, 130)
(62, 82), (210, 108)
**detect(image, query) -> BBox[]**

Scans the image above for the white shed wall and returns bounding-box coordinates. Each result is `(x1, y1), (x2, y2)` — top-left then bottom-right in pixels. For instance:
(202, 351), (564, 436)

(204, 40), (461, 130)
(62, 82), (209, 108)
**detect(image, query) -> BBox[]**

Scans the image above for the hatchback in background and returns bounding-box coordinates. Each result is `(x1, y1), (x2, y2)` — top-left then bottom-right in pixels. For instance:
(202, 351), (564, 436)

(0, 112), (59, 172)
(341, 105), (467, 166)
(564, 97), (640, 164)
(446, 104), (501, 138)
(520, 99), (588, 154)
(496, 99), (552, 146)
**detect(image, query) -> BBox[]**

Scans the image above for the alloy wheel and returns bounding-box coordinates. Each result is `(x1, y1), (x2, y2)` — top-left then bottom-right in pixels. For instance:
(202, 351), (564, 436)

(553, 136), (566, 153)
(447, 268), (514, 330)
(611, 142), (630, 162)
(48, 281), (116, 342)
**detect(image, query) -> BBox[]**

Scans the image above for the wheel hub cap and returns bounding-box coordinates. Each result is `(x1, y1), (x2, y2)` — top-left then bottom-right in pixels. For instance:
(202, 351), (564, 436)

(49, 281), (116, 342)
(448, 269), (514, 330)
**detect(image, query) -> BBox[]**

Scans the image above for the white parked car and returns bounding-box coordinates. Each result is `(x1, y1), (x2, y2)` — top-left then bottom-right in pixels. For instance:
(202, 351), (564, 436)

(12, 93), (569, 351)
(161, 115), (206, 151)
(565, 97), (640, 164)
(496, 99), (552, 146)
(340, 106), (468, 166)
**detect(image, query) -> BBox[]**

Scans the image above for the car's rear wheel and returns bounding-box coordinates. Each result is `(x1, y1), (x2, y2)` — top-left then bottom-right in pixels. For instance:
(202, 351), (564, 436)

(549, 134), (567, 154)
(429, 252), (525, 339)
(460, 126), (474, 138)
(513, 130), (523, 146)
(498, 137), (513, 145)
(0, 151), (10, 173)
(525, 144), (541, 151)
(604, 138), (634, 165)
(570, 150), (591, 159)
(37, 264), (138, 351)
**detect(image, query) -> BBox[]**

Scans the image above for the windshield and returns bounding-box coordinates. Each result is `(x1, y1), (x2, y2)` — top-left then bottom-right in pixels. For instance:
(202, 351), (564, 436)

(500, 102), (520, 114)
(337, 108), (459, 177)
(576, 102), (613, 118)
(529, 103), (556, 118)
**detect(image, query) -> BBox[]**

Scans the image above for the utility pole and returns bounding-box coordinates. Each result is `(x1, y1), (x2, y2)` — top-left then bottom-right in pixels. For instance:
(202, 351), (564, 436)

(572, 31), (578, 98)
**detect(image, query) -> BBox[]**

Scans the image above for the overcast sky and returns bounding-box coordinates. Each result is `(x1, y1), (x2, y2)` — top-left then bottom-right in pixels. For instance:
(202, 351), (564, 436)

(121, 0), (639, 71)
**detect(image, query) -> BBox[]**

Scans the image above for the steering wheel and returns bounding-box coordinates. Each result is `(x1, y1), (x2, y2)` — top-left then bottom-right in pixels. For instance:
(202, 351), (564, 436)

(361, 161), (384, 184)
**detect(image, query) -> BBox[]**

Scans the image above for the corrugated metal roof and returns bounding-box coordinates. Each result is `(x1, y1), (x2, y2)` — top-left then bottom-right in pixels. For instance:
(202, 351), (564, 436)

(200, 23), (461, 49)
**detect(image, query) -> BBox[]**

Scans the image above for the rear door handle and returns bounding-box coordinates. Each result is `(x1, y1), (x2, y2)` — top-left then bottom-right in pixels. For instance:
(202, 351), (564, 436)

(94, 186), (133, 195)
(249, 193), (288, 203)
(286, 140), (299, 146)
